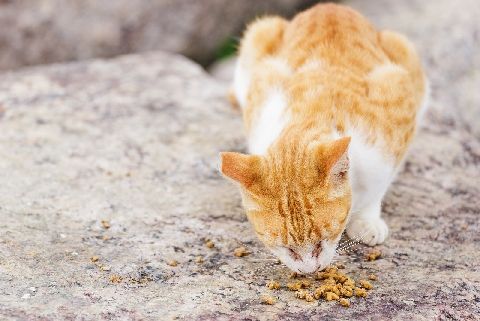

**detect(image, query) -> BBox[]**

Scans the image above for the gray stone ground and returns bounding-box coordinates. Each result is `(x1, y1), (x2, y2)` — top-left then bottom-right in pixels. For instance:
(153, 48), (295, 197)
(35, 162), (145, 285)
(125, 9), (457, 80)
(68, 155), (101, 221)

(0, 0), (479, 320)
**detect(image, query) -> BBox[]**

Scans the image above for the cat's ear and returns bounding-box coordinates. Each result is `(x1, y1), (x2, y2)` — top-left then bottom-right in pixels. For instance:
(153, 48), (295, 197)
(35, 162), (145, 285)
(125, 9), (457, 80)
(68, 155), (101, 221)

(219, 152), (263, 188)
(314, 137), (351, 181)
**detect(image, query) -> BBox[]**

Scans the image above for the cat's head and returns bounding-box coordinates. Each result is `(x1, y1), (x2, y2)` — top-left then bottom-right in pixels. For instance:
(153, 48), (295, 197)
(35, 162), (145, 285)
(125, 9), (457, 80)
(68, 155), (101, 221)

(220, 137), (351, 273)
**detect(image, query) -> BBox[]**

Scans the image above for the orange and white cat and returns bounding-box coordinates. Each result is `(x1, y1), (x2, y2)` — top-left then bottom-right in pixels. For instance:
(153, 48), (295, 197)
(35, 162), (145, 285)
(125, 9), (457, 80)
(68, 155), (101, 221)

(220, 3), (428, 273)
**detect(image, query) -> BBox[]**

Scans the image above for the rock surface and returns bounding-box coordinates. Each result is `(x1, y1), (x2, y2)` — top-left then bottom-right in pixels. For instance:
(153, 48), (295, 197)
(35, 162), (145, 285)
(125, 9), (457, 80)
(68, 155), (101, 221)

(0, 0), (313, 71)
(0, 1), (479, 321)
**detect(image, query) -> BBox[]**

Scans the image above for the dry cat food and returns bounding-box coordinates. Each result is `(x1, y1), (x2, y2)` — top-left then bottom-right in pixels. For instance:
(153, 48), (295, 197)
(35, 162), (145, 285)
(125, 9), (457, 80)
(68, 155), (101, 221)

(90, 256), (99, 263)
(101, 220), (110, 229)
(359, 280), (373, 290)
(354, 287), (368, 297)
(109, 274), (123, 283)
(233, 246), (250, 257)
(261, 294), (277, 305)
(339, 298), (350, 307)
(368, 274), (377, 281)
(195, 256), (204, 264)
(205, 240), (215, 248)
(167, 259), (178, 267)
(264, 266), (375, 307)
(365, 249), (382, 261)
(266, 281), (281, 290)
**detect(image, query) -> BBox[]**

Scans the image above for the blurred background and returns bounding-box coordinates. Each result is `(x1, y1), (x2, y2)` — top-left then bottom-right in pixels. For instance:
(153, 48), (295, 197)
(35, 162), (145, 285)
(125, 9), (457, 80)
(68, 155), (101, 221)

(0, 0), (316, 71)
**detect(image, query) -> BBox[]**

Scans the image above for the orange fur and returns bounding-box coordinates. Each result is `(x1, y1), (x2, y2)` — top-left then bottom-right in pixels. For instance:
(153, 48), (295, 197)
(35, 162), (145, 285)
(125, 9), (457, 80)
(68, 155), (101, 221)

(221, 4), (426, 260)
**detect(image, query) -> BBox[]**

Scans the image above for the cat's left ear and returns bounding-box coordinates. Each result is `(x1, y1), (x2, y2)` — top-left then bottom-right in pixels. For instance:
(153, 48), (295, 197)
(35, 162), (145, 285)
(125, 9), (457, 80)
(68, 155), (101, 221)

(314, 137), (351, 181)
(219, 152), (263, 188)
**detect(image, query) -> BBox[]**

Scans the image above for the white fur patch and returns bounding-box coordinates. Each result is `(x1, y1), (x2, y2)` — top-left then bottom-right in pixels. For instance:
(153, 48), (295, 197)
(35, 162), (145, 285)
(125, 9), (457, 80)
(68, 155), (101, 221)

(346, 131), (395, 213)
(248, 88), (289, 155)
(233, 60), (250, 108)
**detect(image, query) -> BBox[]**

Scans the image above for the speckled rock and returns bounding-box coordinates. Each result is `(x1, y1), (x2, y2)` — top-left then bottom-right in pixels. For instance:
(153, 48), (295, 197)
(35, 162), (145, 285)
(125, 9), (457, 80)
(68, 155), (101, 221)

(0, 4), (479, 320)
(0, 0), (314, 71)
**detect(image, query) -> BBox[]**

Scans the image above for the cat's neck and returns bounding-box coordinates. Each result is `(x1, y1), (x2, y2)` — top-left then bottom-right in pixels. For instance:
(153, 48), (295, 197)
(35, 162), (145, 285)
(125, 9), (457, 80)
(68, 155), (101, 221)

(268, 116), (339, 156)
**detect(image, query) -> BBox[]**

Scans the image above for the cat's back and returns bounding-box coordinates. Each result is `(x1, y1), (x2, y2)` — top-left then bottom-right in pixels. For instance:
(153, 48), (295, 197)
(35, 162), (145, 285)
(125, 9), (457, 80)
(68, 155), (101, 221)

(279, 3), (387, 71)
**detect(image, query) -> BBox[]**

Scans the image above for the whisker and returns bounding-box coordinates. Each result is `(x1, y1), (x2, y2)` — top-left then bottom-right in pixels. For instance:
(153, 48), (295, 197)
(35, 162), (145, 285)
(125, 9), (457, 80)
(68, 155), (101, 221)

(336, 230), (369, 254)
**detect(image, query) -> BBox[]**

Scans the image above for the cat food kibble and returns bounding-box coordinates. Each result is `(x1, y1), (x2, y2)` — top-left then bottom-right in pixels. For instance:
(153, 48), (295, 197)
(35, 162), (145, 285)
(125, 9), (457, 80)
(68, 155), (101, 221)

(365, 249), (382, 261)
(325, 291), (340, 301)
(261, 295), (276, 305)
(368, 274), (377, 281)
(205, 240), (215, 248)
(101, 220), (110, 229)
(195, 256), (204, 264)
(109, 274), (123, 283)
(266, 281), (281, 290)
(281, 265), (374, 306)
(304, 292), (315, 302)
(359, 280), (373, 290)
(167, 260), (178, 267)
(339, 298), (350, 307)
(295, 289), (308, 299)
(354, 287), (368, 298)
(90, 256), (99, 263)
(233, 246), (249, 257)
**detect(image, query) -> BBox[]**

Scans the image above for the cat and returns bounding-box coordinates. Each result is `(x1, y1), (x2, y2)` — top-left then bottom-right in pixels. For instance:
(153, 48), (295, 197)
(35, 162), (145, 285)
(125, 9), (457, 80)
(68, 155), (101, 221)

(220, 3), (428, 273)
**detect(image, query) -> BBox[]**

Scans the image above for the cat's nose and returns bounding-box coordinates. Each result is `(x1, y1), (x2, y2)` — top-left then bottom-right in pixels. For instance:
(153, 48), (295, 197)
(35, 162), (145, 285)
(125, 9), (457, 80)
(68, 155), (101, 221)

(288, 248), (303, 261)
(312, 242), (323, 258)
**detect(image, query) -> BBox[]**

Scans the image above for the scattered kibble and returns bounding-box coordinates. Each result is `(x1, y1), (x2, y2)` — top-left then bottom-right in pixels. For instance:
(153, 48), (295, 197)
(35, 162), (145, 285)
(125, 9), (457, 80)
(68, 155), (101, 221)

(281, 265), (374, 306)
(261, 295), (276, 305)
(365, 249), (382, 261)
(109, 274), (123, 283)
(305, 292), (315, 302)
(354, 287), (368, 298)
(101, 220), (110, 229)
(266, 280), (281, 290)
(295, 289), (308, 299)
(102, 235), (110, 241)
(359, 280), (373, 290)
(339, 298), (350, 307)
(287, 280), (311, 291)
(325, 291), (340, 301)
(233, 246), (249, 257)
(205, 240), (215, 248)
(90, 256), (99, 263)
(195, 256), (204, 264)
(167, 260), (178, 267)
(368, 274), (377, 281)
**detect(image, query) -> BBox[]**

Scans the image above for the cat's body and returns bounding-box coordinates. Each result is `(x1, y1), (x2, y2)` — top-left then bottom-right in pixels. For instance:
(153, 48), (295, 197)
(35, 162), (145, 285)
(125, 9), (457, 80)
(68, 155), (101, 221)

(221, 3), (427, 273)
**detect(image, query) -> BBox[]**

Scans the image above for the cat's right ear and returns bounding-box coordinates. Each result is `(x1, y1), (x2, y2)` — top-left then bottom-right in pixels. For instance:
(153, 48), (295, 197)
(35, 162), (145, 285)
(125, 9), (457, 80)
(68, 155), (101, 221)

(219, 152), (262, 188)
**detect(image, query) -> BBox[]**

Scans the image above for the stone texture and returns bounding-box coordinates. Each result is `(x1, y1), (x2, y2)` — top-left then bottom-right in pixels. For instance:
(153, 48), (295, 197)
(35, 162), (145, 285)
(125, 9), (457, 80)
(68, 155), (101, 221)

(0, 1), (479, 320)
(0, 0), (314, 71)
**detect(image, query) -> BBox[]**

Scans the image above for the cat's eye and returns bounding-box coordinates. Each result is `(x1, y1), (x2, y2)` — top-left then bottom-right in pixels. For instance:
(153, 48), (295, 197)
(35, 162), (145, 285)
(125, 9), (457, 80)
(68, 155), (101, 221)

(312, 242), (323, 258)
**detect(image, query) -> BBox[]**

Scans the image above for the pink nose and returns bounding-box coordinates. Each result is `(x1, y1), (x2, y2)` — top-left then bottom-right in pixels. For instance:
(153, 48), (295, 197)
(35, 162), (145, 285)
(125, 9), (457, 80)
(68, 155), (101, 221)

(312, 242), (322, 258)
(288, 248), (302, 261)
